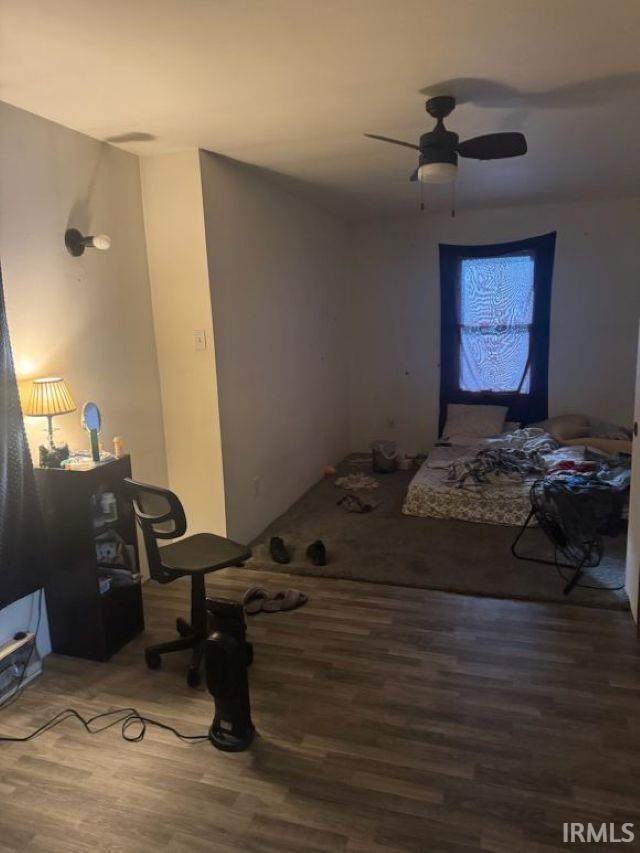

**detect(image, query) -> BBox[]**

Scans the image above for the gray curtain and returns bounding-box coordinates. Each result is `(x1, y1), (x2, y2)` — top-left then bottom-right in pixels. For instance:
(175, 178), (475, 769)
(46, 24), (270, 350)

(0, 263), (44, 609)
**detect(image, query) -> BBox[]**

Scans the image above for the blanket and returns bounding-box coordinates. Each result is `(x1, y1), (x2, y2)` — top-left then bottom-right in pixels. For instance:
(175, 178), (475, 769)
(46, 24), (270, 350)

(445, 429), (559, 489)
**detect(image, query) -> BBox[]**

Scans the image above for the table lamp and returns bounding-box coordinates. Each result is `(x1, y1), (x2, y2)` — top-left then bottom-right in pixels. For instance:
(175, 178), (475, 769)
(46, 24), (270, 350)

(23, 377), (76, 467)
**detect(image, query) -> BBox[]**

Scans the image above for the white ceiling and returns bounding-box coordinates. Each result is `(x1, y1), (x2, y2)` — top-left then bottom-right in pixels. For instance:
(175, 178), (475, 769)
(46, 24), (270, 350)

(2, 0), (640, 219)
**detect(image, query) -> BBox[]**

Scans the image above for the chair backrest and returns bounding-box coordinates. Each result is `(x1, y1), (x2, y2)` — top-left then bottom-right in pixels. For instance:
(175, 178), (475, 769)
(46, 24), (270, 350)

(123, 478), (187, 583)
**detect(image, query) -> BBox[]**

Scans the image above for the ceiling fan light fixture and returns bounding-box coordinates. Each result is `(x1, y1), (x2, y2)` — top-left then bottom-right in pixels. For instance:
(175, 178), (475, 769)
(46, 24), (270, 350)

(366, 95), (527, 197)
(417, 161), (457, 183)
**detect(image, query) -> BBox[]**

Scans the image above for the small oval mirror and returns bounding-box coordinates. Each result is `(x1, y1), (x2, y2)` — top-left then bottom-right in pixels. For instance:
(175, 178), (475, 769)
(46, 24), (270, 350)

(82, 401), (102, 432)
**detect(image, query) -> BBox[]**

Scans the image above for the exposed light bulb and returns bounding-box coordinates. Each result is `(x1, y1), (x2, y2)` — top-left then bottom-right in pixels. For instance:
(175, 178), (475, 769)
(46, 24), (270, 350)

(89, 235), (111, 251)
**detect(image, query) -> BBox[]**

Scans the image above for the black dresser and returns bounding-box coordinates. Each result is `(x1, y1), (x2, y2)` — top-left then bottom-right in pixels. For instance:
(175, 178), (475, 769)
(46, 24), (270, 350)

(34, 455), (144, 661)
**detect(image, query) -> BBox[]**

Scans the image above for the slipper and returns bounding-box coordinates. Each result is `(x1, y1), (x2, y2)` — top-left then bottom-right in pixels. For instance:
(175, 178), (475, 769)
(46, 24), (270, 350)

(261, 589), (308, 613)
(337, 494), (380, 513)
(242, 586), (269, 615)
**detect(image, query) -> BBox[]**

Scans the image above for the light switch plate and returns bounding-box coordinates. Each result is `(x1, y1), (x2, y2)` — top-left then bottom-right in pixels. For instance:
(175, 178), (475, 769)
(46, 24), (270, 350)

(194, 330), (207, 351)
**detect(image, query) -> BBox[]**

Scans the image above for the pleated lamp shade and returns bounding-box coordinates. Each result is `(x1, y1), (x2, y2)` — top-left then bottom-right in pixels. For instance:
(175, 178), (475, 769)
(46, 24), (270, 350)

(23, 377), (76, 417)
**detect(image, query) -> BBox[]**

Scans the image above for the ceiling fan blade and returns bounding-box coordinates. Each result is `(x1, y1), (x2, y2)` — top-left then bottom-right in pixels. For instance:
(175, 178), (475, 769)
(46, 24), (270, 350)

(409, 168), (418, 182)
(457, 132), (527, 160)
(364, 133), (420, 151)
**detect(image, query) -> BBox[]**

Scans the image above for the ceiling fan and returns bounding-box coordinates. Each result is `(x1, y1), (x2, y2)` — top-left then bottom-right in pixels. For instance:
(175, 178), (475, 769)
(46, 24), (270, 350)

(365, 95), (527, 184)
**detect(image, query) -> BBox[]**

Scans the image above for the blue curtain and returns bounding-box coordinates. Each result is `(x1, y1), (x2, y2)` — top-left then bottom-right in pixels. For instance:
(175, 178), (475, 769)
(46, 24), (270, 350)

(0, 264), (44, 609)
(439, 232), (556, 434)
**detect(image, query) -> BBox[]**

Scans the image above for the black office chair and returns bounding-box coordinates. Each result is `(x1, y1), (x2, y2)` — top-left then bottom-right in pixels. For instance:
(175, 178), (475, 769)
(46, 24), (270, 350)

(124, 478), (252, 687)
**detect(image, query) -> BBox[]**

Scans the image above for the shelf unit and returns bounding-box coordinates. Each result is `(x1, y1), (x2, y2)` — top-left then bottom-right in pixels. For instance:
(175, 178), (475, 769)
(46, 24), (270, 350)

(34, 455), (144, 661)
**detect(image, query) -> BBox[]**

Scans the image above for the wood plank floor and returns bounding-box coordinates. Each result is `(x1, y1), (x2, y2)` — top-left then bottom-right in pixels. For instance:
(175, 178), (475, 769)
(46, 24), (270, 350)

(1, 569), (640, 852)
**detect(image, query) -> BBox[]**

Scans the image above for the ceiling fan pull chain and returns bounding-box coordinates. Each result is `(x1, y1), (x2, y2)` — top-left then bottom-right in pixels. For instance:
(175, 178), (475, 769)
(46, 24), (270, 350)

(420, 179), (425, 212)
(451, 182), (456, 218)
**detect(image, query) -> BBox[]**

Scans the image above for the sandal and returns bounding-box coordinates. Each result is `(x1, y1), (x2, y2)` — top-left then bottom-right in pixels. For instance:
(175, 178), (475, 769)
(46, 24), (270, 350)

(242, 586), (269, 615)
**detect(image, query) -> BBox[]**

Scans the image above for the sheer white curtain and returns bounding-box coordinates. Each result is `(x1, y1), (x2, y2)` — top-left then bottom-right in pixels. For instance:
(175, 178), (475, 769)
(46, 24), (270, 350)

(458, 251), (534, 394)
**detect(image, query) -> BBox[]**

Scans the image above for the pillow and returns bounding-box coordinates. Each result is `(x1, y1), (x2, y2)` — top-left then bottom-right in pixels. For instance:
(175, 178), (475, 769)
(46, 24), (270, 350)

(588, 419), (632, 441)
(445, 434), (486, 446)
(442, 404), (508, 439)
(536, 414), (590, 442)
(564, 436), (632, 455)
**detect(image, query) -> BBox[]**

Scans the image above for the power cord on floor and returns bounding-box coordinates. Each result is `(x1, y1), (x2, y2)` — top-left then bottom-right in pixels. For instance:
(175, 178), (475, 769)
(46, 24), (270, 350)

(0, 705), (211, 745)
(0, 591), (213, 748)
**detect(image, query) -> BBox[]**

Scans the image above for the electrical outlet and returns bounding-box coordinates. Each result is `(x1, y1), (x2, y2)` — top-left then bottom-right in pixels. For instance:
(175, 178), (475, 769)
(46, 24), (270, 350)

(194, 330), (207, 351)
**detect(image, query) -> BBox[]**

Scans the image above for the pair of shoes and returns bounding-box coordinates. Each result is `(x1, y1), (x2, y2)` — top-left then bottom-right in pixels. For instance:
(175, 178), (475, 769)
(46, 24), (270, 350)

(269, 537), (328, 567)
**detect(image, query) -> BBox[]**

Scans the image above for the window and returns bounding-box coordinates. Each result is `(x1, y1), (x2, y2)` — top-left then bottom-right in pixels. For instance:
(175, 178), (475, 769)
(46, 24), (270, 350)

(458, 252), (534, 394)
(439, 233), (556, 431)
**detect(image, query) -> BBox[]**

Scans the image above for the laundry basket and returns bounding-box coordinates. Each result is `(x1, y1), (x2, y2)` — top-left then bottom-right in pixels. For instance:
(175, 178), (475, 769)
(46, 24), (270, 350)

(371, 440), (397, 474)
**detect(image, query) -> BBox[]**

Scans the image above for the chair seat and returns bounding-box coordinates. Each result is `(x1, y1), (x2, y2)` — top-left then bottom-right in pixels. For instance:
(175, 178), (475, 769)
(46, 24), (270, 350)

(159, 532), (252, 574)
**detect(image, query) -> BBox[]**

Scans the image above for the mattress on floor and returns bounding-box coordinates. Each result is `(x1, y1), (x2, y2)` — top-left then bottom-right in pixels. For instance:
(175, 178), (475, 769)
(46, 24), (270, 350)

(402, 444), (535, 526)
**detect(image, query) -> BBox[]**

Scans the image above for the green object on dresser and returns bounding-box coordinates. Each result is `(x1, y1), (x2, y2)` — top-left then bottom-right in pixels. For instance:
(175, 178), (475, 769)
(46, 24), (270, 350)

(89, 428), (100, 463)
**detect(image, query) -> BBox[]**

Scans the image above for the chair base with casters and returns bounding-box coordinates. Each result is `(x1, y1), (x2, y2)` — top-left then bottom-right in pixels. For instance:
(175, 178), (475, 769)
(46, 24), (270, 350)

(124, 479), (252, 687)
(143, 573), (208, 687)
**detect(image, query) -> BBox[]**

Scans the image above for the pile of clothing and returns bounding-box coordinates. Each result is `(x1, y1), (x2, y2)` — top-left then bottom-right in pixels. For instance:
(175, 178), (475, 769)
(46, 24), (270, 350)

(445, 428), (559, 489)
(334, 472), (381, 512)
(444, 427), (631, 496)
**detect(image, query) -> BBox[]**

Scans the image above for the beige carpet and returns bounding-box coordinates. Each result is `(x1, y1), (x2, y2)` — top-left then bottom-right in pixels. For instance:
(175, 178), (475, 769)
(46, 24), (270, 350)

(248, 455), (629, 610)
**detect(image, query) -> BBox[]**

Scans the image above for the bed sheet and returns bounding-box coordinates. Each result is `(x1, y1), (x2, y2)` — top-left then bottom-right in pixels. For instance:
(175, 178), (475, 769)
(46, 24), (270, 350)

(401, 435), (582, 526)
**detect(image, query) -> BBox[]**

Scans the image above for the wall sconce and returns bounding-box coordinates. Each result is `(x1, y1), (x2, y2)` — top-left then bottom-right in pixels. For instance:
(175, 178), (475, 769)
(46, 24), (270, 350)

(65, 228), (111, 257)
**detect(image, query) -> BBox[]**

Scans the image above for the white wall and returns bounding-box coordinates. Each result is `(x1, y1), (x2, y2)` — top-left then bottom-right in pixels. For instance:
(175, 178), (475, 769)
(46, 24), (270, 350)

(199, 153), (350, 543)
(348, 196), (640, 453)
(140, 152), (227, 536)
(0, 591), (51, 659)
(0, 100), (167, 649)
